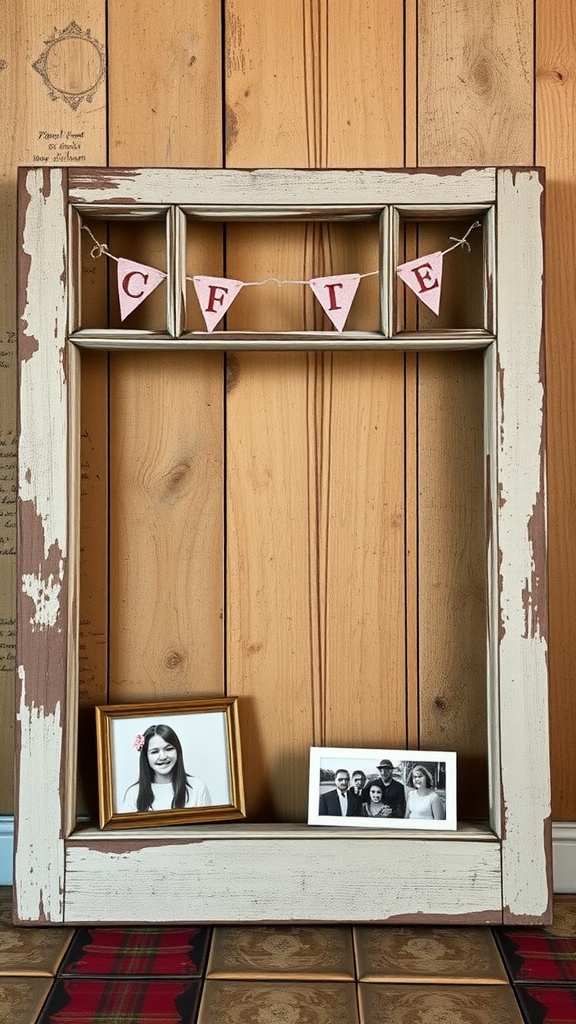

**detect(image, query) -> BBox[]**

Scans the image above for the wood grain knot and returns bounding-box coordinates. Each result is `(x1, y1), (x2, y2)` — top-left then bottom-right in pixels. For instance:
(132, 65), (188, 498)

(165, 650), (184, 669)
(226, 355), (241, 392)
(225, 102), (239, 152)
(469, 54), (495, 96)
(162, 460), (193, 494)
(247, 641), (263, 655)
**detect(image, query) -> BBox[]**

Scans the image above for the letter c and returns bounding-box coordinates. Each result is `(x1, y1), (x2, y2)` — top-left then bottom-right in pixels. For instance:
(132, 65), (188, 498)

(122, 271), (148, 298)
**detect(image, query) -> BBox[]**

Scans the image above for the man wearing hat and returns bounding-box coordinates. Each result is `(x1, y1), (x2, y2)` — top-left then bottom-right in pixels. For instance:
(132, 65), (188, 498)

(376, 759), (406, 818)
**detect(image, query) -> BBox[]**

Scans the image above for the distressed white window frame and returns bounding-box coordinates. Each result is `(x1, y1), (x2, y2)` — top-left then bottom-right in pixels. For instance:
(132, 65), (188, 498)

(15, 166), (550, 925)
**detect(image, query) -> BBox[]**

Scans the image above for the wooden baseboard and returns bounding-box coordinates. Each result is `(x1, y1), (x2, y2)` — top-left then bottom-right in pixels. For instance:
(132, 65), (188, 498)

(0, 818), (13, 886)
(552, 823), (576, 893)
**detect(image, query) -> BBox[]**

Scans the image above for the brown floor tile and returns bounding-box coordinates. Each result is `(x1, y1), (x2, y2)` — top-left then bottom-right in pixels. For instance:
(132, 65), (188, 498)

(358, 983), (524, 1024)
(544, 894), (576, 936)
(0, 889), (74, 977)
(0, 977), (52, 1023)
(199, 980), (359, 1024)
(206, 926), (355, 979)
(354, 925), (508, 983)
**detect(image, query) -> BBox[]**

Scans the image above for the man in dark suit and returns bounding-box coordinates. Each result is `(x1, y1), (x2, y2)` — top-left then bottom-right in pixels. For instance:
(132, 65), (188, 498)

(376, 759), (406, 818)
(349, 770), (366, 798)
(319, 769), (363, 817)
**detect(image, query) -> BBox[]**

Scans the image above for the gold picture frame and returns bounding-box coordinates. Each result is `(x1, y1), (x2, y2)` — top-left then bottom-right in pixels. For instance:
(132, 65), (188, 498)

(95, 697), (245, 829)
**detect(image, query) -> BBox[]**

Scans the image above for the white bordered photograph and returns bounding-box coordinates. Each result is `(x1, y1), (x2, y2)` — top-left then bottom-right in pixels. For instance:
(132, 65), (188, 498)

(95, 697), (245, 829)
(308, 746), (457, 830)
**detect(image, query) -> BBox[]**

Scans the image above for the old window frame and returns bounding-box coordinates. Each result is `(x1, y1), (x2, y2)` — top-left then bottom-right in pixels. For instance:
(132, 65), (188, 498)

(15, 166), (550, 925)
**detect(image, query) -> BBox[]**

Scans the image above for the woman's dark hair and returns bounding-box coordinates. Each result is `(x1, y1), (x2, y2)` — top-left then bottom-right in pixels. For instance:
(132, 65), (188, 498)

(136, 723), (188, 811)
(363, 778), (386, 803)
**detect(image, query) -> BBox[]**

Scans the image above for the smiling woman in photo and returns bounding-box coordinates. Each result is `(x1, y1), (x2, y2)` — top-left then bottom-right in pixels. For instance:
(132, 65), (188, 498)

(121, 723), (211, 812)
(405, 765), (445, 820)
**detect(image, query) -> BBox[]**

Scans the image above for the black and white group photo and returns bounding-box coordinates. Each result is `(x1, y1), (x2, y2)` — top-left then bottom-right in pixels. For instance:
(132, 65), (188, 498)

(308, 746), (457, 830)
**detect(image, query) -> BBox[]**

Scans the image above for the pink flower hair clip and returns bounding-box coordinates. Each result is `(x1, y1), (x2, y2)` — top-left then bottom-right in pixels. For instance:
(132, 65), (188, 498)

(133, 734), (145, 752)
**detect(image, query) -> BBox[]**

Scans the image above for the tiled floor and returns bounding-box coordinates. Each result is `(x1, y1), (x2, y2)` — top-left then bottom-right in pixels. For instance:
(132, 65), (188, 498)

(2, 889), (576, 1022)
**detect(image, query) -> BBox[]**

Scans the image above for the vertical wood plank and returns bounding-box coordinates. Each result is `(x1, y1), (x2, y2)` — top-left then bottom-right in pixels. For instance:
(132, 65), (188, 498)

(536, 0), (576, 820)
(323, 352), (406, 749)
(416, 0), (534, 817)
(418, 0), (534, 166)
(108, 0), (222, 167)
(225, 1), (406, 820)
(226, 0), (404, 167)
(417, 350), (488, 818)
(106, 3), (225, 709)
(108, 352), (224, 701)
(2, 2), (107, 814)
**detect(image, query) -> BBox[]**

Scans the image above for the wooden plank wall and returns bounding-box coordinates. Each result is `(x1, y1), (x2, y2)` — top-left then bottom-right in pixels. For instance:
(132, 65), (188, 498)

(3, 1), (574, 823)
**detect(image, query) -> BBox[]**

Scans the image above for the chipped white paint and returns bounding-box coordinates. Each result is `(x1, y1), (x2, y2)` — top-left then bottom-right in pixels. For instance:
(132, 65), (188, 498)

(21, 565), (63, 628)
(496, 168), (550, 920)
(19, 168), (68, 563)
(64, 838), (502, 923)
(14, 667), (64, 922)
(15, 168), (69, 924)
(68, 166), (497, 208)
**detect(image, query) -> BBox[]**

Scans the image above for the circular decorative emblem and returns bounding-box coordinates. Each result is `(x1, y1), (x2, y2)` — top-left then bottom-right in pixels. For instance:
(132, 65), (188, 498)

(32, 22), (105, 110)
(232, 927), (333, 968)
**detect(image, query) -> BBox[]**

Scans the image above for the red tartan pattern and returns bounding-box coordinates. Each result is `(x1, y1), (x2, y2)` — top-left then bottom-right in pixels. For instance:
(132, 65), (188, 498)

(43, 979), (197, 1023)
(498, 931), (576, 983)
(516, 985), (576, 1024)
(60, 928), (206, 977)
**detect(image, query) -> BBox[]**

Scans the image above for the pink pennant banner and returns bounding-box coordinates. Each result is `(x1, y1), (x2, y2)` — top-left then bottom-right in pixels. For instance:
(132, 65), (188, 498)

(396, 251), (443, 316)
(117, 258), (166, 321)
(309, 273), (361, 332)
(192, 276), (244, 332)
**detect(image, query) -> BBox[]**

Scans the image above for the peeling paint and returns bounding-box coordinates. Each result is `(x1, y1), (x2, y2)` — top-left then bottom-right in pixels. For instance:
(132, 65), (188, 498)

(19, 170), (68, 564)
(63, 838), (502, 923)
(67, 166), (498, 208)
(496, 168), (550, 920)
(14, 666), (64, 923)
(21, 565), (63, 628)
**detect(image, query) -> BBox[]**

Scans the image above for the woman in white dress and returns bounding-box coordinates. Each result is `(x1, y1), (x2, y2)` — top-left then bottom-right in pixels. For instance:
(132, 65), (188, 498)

(122, 723), (211, 812)
(405, 765), (445, 820)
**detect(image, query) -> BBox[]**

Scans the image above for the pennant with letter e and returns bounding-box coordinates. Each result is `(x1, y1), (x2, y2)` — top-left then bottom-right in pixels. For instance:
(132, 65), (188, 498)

(396, 251), (443, 316)
(118, 258), (166, 321)
(309, 273), (361, 332)
(193, 276), (244, 332)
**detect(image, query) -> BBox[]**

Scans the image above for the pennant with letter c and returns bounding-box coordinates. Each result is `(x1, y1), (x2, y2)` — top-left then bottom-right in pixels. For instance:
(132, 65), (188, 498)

(117, 258), (166, 321)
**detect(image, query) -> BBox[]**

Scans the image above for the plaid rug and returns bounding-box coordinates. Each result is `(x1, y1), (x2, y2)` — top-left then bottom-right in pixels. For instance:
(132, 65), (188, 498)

(514, 985), (576, 1024)
(58, 928), (210, 978)
(495, 929), (576, 983)
(38, 979), (201, 1023)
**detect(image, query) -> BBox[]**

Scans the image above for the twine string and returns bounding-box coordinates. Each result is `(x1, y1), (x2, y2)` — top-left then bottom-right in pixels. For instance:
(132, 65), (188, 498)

(441, 220), (482, 257)
(82, 222), (481, 282)
(81, 224), (120, 264)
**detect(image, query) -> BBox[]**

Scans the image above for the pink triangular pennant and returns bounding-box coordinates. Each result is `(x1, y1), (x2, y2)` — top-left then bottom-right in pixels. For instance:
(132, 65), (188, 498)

(396, 251), (443, 315)
(192, 276), (244, 332)
(117, 258), (166, 321)
(309, 274), (361, 332)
